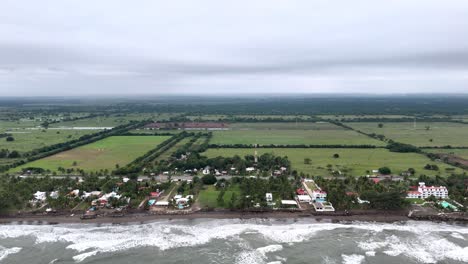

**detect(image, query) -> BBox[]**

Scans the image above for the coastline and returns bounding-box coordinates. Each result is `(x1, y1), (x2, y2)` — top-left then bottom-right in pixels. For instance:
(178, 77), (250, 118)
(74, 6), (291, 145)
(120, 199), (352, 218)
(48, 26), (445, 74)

(2, 210), (462, 225)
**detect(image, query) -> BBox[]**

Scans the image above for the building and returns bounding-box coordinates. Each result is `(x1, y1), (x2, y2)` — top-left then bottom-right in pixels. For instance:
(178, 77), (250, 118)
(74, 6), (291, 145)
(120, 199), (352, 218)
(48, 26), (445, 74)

(311, 190), (327, 201)
(313, 201), (335, 212)
(265, 193), (273, 202)
(297, 195), (312, 203)
(406, 182), (448, 199)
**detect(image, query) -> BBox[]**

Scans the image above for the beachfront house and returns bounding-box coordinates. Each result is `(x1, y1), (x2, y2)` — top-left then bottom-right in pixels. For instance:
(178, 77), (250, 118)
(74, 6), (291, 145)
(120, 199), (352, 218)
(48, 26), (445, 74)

(406, 182), (448, 199)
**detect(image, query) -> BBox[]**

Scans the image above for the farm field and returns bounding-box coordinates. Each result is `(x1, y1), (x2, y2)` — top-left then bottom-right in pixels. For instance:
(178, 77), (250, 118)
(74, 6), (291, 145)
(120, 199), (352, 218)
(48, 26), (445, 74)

(423, 148), (468, 160)
(203, 148), (464, 177)
(346, 122), (468, 147)
(50, 113), (176, 128)
(0, 129), (97, 154)
(228, 122), (341, 130)
(12, 136), (171, 173)
(155, 136), (194, 162)
(319, 115), (412, 120)
(211, 122), (385, 146)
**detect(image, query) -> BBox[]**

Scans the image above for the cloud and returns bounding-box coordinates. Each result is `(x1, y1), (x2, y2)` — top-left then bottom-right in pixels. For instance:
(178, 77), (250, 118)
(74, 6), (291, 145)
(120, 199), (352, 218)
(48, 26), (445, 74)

(1, 0), (468, 95)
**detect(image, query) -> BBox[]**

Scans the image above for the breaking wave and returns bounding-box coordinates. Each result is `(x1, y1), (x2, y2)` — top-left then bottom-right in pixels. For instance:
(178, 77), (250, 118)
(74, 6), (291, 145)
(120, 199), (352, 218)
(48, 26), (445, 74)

(0, 246), (22, 262)
(0, 219), (466, 263)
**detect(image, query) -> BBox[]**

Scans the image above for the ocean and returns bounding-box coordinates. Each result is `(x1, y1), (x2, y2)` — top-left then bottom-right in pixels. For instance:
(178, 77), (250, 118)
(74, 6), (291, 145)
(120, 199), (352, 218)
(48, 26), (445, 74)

(0, 219), (467, 264)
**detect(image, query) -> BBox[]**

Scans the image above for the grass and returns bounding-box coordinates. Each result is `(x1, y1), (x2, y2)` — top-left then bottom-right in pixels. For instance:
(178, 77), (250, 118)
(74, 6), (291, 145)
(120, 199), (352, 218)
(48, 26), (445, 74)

(155, 137), (193, 162)
(211, 123), (385, 146)
(12, 136), (171, 173)
(0, 129), (96, 154)
(406, 198), (425, 204)
(198, 185), (240, 208)
(50, 113), (176, 128)
(346, 122), (468, 147)
(319, 115), (412, 120)
(203, 148), (464, 177)
(423, 148), (468, 159)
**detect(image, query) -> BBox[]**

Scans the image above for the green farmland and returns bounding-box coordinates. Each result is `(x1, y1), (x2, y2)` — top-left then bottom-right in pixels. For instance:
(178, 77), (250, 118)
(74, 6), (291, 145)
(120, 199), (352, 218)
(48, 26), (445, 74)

(0, 129), (97, 154)
(423, 148), (468, 159)
(203, 148), (463, 177)
(13, 136), (171, 173)
(346, 122), (468, 147)
(198, 185), (240, 208)
(211, 122), (384, 146)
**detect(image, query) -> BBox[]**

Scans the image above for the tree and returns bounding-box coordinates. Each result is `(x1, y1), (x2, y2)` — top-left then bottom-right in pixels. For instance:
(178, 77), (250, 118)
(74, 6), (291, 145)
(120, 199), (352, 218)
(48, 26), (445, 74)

(378, 167), (391, 175)
(304, 158), (311, 164)
(229, 192), (237, 209)
(333, 153), (340, 158)
(72, 161), (77, 166)
(201, 174), (217, 185)
(8, 150), (20, 158)
(378, 123), (384, 128)
(217, 190), (225, 207)
(5, 136), (14, 142)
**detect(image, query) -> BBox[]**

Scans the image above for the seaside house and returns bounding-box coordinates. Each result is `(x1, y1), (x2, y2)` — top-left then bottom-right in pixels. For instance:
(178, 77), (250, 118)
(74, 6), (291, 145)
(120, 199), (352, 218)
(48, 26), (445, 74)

(406, 182), (448, 199)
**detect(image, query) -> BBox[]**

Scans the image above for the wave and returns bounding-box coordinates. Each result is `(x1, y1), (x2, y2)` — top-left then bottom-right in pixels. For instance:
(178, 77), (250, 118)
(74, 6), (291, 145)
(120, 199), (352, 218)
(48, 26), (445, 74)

(0, 219), (466, 263)
(0, 246), (22, 262)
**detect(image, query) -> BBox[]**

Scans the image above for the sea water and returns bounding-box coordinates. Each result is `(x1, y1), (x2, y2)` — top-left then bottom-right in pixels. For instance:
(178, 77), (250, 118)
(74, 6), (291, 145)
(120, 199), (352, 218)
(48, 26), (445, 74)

(0, 219), (467, 263)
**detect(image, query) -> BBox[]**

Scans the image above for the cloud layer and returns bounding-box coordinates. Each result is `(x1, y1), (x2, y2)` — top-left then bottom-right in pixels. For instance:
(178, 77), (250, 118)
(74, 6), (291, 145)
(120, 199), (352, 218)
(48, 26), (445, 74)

(1, 0), (468, 95)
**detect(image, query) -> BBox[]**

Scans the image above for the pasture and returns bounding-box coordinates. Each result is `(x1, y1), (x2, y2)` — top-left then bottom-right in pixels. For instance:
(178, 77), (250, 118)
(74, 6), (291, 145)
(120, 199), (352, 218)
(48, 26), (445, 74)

(13, 136), (171, 173)
(424, 148), (468, 160)
(0, 129), (96, 154)
(211, 122), (384, 146)
(198, 185), (240, 208)
(203, 148), (463, 177)
(346, 122), (468, 147)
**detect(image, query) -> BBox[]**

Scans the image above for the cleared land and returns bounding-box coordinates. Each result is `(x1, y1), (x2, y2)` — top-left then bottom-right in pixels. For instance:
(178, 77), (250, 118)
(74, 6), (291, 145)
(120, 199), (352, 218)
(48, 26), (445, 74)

(203, 148), (463, 177)
(0, 129), (96, 154)
(211, 122), (384, 146)
(13, 136), (171, 173)
(198, 185), (240, 208)
(346, 122), (468, 147)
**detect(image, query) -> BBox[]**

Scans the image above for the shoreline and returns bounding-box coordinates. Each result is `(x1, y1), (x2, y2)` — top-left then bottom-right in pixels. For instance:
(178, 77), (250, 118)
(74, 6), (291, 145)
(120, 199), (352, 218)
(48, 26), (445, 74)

(2, 210), (465, 225)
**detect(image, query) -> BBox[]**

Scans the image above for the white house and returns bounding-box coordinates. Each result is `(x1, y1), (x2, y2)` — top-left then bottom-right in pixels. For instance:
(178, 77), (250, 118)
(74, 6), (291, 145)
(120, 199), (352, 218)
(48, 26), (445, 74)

(313, 201), (335, 212)
(246, 167), (255, 172)
(265, 193), (273, 202)
(202, 166), (211, 175)
(297, 195), (312, 203)
(312, 190), (327, 201)
(406, 182), (448, 199)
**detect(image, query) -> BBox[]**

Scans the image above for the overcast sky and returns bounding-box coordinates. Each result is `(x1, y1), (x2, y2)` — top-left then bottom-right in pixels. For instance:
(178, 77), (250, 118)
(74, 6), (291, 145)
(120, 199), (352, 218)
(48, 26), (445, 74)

(1, 0), (468, 96)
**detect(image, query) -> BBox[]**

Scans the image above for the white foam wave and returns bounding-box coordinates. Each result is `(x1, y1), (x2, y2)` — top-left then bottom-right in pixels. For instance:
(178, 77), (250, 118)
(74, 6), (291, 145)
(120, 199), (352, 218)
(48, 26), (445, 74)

(0, 246), (22, 262)
(257, 244), (283, 256)
(341, 254), (365, 264)
(0, 220), (466, 263)
(73, 250), (98, 262)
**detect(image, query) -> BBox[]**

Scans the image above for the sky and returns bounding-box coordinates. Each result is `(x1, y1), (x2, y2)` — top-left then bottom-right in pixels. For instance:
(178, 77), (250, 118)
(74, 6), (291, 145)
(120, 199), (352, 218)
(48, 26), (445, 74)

(1, 0), (468, 96)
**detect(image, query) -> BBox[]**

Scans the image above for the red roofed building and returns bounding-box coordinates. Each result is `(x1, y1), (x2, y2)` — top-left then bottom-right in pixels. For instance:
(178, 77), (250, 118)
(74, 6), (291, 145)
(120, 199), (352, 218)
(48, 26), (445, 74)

(296, 188), (306, 195)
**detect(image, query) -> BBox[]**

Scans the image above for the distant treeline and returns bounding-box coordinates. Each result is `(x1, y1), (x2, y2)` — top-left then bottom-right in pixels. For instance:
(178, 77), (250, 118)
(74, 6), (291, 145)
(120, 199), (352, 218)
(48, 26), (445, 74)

(3, 96), (468, 115)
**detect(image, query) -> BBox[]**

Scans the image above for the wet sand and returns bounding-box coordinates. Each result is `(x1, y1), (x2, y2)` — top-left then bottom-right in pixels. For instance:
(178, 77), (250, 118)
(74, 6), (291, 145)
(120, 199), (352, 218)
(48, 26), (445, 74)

(0, 210), (411, 225)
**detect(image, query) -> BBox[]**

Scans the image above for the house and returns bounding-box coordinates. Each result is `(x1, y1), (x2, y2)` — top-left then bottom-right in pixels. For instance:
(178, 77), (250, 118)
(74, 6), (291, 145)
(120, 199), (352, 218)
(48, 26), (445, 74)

(202, 166), (211, 175)
(246, 167), (255, 172)
(265, 193), (273, 202)
(33, 191), (47, 202)
(313, 201), (335, 212)
(312, 190), (327, 201)
(155, 201), (169, 206)
(406, 182), (448, 199)
(296, 188), (307, 195)
(49, 191), (59, 199)
(281, 200), (298, 208)
(297, 195), (312, 203)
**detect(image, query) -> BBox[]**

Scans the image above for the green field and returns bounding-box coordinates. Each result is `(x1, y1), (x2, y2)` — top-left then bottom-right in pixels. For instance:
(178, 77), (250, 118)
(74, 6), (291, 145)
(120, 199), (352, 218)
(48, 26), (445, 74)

(50, 113), (176, 128)
(12, 136), (171, 173)
(203, 148), (463, 177)
(346, 122), (468, 147)
(0, 129), (96, 154)
(198, 185), (240, 208)
(155, 136), (193, 162)
(423, 148), (468, 159)
(211, 122), (384, 146)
